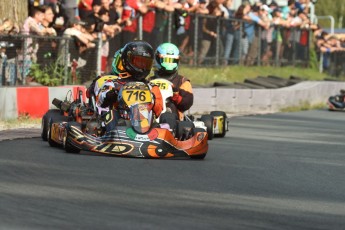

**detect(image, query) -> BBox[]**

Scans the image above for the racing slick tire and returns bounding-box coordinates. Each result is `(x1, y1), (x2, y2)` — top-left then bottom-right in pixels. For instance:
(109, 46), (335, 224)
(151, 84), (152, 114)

(210, 111), (227, 138)
(63, 122), (81, 153)
(190, 153), (206, 160)
(200, 114), (214, 140)
(47, 118), (60, 147)
(41, 109), (62, 141)
(176, 121), (195, 141)
(47, 113), (69, 147)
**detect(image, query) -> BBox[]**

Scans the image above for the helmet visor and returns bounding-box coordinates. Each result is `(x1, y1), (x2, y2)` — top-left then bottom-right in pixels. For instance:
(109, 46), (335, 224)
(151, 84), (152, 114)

(130, 55), (153, 71)
(157, 54), (179, 71)
(158, 54), (179, 64)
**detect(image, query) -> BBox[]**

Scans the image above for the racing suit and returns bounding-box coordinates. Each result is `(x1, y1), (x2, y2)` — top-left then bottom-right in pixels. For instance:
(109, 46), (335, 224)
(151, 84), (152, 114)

(87, 75), (163, 118)
(150, 72), (193, 121)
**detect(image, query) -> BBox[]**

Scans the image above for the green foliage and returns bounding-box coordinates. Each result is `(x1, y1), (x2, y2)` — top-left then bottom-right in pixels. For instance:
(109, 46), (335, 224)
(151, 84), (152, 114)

(315, 0), (345, 28)
(28, 60), (69, 86)
(308, 47), (319, 70)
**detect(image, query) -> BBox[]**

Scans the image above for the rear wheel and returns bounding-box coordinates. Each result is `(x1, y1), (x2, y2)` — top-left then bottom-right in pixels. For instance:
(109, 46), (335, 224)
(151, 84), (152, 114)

(41, 109), (62, 141)
(210, 111), (227, 138)
(63, 122), (81, 153)
(200, 114), (214, 140)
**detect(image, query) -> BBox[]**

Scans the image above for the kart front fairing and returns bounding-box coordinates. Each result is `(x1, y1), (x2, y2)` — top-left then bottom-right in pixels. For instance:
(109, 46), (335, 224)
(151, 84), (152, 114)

(65, 122), (208, 158)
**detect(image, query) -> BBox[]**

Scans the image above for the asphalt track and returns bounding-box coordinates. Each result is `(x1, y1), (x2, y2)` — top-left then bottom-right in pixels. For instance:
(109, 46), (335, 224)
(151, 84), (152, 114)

(0, 110), (344, 230)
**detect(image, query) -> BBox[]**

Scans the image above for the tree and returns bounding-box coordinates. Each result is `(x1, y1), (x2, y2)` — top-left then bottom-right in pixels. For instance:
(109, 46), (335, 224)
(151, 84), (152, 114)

(315, 0), (345, 29)
(0, 0), (28, 25)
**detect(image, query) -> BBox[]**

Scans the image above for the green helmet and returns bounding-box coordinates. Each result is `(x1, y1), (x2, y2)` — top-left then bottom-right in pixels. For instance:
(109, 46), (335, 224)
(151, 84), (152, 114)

(154, 43), (180, 76)
(111, 49), (123, 76)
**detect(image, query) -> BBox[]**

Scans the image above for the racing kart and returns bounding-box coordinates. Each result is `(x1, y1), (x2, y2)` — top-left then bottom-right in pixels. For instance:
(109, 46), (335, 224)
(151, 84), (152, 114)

(150, 78), (229, 140)
(46, 81), (209, 159)
(328, 90), (345, 111)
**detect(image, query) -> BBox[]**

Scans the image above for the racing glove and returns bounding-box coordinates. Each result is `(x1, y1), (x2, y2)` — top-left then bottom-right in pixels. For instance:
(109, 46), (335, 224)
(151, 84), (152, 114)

(171, 86), (182, 105)
(100, 89), (118, 108)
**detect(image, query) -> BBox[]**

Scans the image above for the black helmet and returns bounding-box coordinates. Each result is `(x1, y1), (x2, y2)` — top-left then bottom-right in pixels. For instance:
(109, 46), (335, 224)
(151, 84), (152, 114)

(121, 41), (154, 80)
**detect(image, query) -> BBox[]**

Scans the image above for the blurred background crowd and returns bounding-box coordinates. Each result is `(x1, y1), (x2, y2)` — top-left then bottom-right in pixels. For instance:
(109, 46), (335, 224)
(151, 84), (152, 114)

(0, 0), (344, 86)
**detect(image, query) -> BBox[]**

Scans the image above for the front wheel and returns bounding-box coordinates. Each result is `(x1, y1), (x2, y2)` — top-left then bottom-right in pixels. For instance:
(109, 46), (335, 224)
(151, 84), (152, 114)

(63, 122), (81, 153)
(200, 114), (214, 140)
(47, 119), (59, 147)
(41, 109), (62, 141)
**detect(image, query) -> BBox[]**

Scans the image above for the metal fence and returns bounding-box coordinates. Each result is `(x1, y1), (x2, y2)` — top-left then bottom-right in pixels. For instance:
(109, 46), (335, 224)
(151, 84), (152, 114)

(139, 13), (312, 67)
(0, 13), (343, 86)
(0, 34), (100, 86)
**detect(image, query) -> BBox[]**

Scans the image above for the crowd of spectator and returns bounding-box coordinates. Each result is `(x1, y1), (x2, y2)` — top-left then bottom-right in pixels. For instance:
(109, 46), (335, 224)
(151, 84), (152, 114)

(0, 0), (345, 85)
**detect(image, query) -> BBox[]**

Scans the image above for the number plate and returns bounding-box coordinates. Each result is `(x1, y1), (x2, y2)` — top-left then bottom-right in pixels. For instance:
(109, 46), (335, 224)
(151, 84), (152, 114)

(151, 79), (172, 90)
(122, 89), (152, 106)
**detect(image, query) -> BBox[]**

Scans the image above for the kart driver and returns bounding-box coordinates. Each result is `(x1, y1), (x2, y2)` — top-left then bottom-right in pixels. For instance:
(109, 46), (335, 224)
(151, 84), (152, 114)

(86, 40), (163, 130)
(149, 42), (193, 121)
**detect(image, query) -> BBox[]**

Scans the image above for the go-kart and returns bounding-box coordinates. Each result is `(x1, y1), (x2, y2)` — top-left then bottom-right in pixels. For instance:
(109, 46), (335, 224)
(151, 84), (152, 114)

(46, 81), (208, 159)
(328, 90), (345, 111)
(150, 78), (229, 140)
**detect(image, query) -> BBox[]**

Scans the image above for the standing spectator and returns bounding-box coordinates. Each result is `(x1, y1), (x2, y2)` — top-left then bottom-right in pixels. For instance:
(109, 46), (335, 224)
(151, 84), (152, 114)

(40, 5), (57, 36)
(37, 5), (58, 66)
(23, 6), (46, 35)
(152, 0), (175, 49)
(84, 0), (103, 28)
(120, 0), (148, 45)
(173, 0), (189, 55)
(60, 0), (79, 27)
(78, 0), (94, 20)
(108, 0), (126, 66)
(198, 1), (223, 65)
(223, 0), (235, 65)
(259, 4), (273, 65)
(102, 0), (122, 72)
(61, 18), (95, 68)
(97, 7), (112, 73)
(296, 10), (311, 61)
(0, 19), (20, 86)
(142, 3), (156, 44)
(244, 4), (270, 66)
(22, 6), (48, 63)
(285, 6), (302, 61)
(271, 8), (288, 63)
(232, 2), (250, 64)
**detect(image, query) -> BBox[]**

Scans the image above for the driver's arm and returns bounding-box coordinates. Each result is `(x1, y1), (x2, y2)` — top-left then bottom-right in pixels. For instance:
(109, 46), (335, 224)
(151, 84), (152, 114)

(150, 85), (163, 117)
